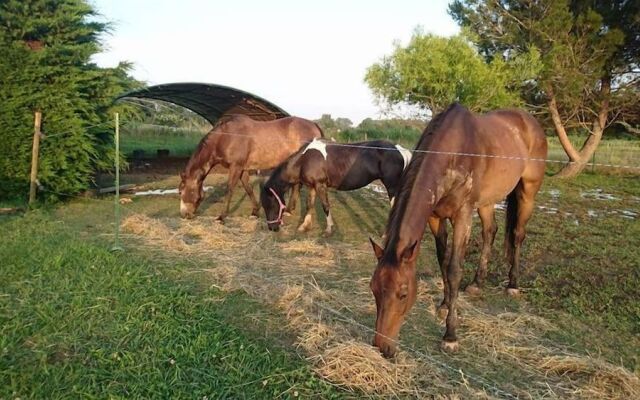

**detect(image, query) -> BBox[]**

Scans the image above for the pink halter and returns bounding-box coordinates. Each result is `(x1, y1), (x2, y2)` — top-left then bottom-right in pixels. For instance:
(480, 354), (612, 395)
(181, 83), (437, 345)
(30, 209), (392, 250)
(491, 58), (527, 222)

(266, 187), (286, 225)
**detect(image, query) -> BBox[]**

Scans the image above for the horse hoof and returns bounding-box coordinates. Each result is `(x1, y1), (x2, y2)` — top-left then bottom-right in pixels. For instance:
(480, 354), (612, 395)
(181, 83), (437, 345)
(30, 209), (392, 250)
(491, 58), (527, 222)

(215, 216), (225, 224)
(436, 305), (448, 320)
(465, 284), (482, 296)
(505, 288), (520, 297)
(440, 340), (459, 353)
(249, 214), (258, 219)
(322, 230), (332, 237)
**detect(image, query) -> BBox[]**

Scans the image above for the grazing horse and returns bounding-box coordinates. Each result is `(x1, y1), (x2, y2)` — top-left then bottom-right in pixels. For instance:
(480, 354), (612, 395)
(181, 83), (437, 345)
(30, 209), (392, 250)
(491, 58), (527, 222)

(369, 103), (547, 357)
(179, 115), (323, 220)
(261, 139), (412, 235)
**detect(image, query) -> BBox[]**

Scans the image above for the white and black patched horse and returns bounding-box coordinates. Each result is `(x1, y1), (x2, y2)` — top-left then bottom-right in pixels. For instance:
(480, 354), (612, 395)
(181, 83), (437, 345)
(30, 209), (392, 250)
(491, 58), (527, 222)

(261, 139), (412, 235)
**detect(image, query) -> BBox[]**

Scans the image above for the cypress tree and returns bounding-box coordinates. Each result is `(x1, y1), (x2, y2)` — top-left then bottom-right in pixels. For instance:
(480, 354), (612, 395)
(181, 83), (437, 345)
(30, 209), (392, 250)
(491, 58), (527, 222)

(0, 0), (141, 200)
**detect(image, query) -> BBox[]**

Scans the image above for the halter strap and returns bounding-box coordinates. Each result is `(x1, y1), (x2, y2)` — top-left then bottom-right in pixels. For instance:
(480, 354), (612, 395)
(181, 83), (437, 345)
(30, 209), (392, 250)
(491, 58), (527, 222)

(266, 187), (286, 225)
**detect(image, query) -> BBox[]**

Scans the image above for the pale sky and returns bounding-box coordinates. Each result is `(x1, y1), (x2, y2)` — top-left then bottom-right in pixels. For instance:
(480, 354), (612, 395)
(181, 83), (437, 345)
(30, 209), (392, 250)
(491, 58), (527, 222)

(92, 0), (459, 124)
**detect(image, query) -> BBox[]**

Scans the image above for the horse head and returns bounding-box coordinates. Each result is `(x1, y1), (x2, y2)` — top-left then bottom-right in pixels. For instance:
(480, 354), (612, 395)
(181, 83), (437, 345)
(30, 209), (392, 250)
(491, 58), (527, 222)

(369, 238), (419, 358)
(179, 171), (204, 219)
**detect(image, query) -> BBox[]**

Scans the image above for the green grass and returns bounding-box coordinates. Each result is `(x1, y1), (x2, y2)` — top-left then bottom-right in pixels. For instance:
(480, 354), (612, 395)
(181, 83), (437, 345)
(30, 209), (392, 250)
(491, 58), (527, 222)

(0, 211), (346, 399)
(120, 123), (205, 158)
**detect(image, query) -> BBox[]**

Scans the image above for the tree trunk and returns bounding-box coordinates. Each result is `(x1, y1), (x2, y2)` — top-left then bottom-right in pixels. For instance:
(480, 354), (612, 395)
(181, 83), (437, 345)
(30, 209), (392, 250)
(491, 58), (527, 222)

(548, 78), (611, 178)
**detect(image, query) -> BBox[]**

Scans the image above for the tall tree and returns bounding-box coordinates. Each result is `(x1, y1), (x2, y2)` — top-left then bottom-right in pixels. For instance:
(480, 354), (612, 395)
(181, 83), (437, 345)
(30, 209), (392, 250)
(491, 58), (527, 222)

(450, 0), (639, 177)
(0, 0), (141, 199)
(365, 31), (540, 116)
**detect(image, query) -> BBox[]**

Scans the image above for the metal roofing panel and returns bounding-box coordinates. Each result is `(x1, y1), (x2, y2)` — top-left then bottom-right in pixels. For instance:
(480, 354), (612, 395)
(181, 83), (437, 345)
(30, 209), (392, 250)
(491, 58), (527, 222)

(117, 82), (289, 124)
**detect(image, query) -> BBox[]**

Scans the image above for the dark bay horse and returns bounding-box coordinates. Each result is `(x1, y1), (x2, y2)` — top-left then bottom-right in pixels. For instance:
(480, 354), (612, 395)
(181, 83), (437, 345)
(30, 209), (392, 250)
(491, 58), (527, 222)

(369, 103), (547, 357)
(261, 139), (412, 235)
(179, 115), (323, 220)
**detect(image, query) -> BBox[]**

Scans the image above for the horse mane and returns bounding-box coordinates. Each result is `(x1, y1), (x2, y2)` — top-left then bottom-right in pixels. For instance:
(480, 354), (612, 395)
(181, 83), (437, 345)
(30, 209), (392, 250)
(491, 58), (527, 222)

(381, 103), (460, 266)
(183, 115), (236, 177)
(265, 145), (306, 195)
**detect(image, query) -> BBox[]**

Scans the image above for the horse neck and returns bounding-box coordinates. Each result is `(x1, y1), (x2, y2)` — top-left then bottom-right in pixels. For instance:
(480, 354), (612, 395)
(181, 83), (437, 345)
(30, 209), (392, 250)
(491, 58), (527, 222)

(184, 136), (217, 183)
(383, 156), (447, 262)
(267, 164), (295, 196)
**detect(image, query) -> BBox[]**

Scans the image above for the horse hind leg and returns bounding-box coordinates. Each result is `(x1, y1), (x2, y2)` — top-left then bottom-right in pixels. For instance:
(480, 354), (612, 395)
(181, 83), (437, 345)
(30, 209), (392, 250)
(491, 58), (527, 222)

(465, 205), (497, 296)
(504, 177), (542, 296)
(316, 184), (333, 236)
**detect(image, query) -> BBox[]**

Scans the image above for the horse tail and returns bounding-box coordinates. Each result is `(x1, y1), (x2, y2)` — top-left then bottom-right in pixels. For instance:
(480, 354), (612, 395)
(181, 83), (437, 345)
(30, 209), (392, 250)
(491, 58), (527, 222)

(313, 122), (325, 138)
(504, 189), (518, 261)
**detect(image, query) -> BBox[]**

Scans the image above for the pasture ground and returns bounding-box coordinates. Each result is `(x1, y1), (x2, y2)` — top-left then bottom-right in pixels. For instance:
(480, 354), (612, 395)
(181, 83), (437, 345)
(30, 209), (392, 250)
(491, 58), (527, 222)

(1, 167), (639, 398)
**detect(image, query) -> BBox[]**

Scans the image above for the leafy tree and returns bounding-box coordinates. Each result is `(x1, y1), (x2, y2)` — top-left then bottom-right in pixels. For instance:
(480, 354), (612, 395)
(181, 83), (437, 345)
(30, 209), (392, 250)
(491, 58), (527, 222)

(0, 0), (141, 200)
(450, 0), (640, 177)
(365, 30), (541, 115)
(314, 114), (353, 137)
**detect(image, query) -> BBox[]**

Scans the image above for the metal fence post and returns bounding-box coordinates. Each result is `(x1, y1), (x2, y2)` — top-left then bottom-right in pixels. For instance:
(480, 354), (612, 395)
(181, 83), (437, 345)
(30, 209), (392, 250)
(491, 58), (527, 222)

(112, 112), (123, 252)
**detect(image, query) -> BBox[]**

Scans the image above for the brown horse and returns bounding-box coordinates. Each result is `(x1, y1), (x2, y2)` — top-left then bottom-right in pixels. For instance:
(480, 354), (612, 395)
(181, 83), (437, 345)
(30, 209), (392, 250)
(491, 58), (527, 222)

(261, 139), (412, 235)
(369, 103), (547, 357)
(179, 115), (323, 220)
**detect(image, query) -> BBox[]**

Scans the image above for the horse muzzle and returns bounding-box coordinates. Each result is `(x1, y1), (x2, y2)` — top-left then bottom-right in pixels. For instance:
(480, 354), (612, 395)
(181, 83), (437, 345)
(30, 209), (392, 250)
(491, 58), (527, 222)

(374, 335), (397, 358)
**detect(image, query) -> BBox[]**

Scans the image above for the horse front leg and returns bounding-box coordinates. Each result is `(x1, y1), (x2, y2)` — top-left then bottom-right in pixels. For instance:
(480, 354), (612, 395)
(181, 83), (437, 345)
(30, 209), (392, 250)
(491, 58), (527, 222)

(465, 205), (497, 296)
(217, 165), (242, 222)
(428, 216), (450, 320)
(285, 184), (300, 216)
(316, 184), (333, 236)
(239, 170), (259, 218)
(441, 206), (472, 353)
(298, 186), (316, 232)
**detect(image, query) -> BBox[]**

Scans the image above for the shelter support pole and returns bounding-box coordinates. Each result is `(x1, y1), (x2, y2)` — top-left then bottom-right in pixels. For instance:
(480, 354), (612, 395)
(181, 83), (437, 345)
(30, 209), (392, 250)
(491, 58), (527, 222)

(29, 111), (42, 205)
(112, 112), (123, 252)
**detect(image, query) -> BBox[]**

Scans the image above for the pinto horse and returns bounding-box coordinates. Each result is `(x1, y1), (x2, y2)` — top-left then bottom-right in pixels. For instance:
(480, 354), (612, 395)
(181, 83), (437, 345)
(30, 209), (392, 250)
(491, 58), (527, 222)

(261, 139), (412, 235)
(179, 115), (323, 220)
(369, 103), (547, 357)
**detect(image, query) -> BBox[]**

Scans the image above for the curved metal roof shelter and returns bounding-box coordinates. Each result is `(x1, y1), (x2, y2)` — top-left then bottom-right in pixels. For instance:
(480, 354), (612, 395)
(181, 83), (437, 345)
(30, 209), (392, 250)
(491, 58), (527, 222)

(117, 82), (289, 124)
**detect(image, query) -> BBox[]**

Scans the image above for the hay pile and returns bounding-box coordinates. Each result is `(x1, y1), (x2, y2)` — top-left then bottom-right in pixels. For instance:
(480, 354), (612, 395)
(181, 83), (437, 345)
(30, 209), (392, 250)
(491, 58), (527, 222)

(537, 355), (640, 399)
(121, 214), (187, 251)
(313, 340), (416, 394)
(121, 213), (254, 253)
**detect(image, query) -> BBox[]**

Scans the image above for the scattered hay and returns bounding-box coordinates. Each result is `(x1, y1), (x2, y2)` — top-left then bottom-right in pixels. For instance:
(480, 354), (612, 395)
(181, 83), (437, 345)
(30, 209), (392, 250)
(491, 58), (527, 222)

(277, 284), (305, 315)
(417, 279), (437, 316)
(226, 216), (259, 233)
(537, 355), (640, 399)
(297, 322), (335, 353)
(279, 239), (335, 267)
(122, 214), (187, 251)
(313, 340), (416, 394)
(177, 219), (241, 250)
(205, 265), (239, 292)
(122, 214), (171, 238)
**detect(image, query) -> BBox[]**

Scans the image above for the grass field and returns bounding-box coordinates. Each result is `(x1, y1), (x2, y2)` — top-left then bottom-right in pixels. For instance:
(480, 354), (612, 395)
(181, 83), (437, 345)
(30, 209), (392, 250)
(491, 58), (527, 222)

(0, 212), (346, 398)
(3, 166), (638, 398)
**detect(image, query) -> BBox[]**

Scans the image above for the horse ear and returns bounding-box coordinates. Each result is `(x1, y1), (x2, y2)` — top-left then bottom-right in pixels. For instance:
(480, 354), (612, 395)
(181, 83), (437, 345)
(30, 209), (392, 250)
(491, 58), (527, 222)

(369, 237), (384, 261)
(179, 171), (185, 180)
(401, 241), (419, 262)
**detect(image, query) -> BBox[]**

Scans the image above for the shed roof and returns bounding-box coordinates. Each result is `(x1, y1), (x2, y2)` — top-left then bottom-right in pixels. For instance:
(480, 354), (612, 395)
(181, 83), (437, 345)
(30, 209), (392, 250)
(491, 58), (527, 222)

(118, 82), (289, 124)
